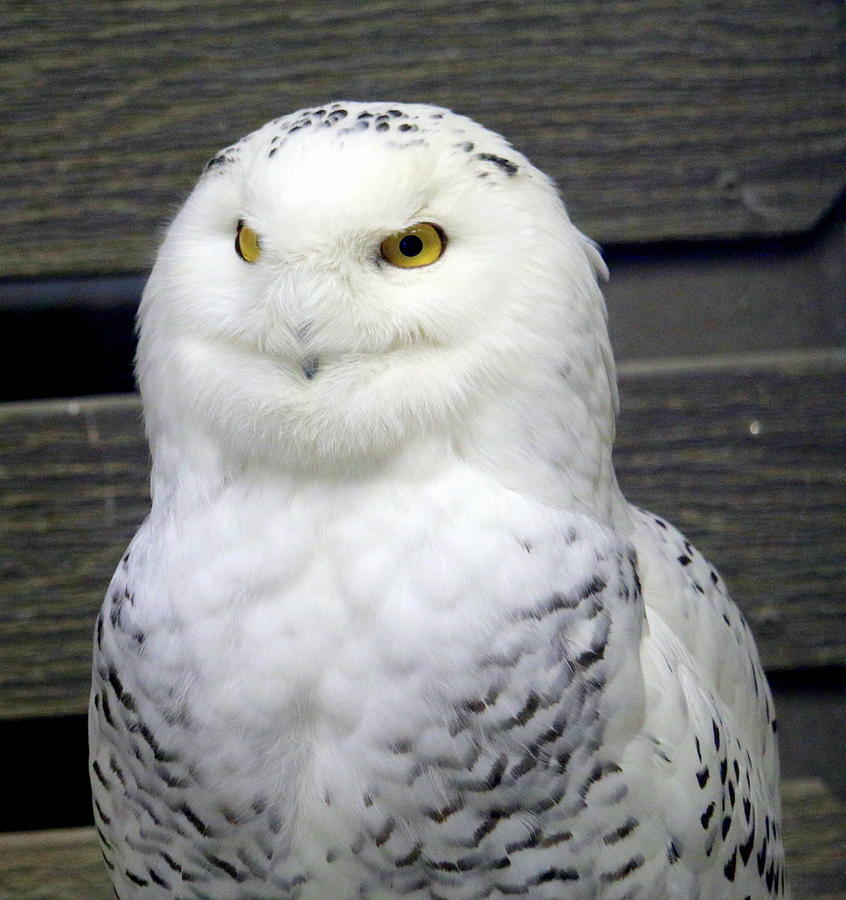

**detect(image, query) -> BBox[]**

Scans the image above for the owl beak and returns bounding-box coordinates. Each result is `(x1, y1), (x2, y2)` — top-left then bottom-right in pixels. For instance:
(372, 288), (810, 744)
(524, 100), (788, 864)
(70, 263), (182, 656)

(301, 355), (320, 380)
(292, 320), (319, 379)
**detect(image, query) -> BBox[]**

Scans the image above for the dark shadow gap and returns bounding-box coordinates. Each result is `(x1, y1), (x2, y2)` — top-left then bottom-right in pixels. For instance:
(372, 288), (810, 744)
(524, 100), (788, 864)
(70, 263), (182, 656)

(0, 714), (93, 833)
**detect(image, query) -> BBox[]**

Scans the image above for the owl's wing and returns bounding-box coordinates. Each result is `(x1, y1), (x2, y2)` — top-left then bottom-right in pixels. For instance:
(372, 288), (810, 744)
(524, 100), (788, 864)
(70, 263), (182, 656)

(630, 508), (787, 898)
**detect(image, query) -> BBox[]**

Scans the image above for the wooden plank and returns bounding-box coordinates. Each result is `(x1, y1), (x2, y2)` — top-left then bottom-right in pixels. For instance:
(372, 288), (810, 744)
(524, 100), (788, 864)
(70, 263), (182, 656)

(0, 828), (111, 900)
(0, 778), (840, 899)
(2, 0), (844, 279)
(0, 397), (149, 720)
(781, 779), (846, 900)
(615, 350), (846, 672)
(0, 351), (843, 720)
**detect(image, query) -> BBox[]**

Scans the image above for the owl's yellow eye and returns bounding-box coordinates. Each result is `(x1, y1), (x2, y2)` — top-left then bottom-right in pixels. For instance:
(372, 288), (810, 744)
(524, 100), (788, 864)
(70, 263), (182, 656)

(235, 220), (261, 263)
(380, 223), (445, 268)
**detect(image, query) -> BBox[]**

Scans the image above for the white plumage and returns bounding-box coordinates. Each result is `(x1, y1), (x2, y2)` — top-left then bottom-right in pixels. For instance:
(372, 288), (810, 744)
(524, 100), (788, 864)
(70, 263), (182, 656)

(89, 101), (787, 899)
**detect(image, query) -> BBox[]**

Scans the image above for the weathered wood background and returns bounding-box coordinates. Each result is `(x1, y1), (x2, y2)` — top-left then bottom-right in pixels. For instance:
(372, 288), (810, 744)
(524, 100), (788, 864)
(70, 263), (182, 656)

(0, 0), (843, 896)
(1, 0), (844, 278)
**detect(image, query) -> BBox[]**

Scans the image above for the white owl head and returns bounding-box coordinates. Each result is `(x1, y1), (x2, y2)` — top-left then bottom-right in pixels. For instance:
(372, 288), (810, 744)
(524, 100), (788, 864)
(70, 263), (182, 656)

(137, 102), (618, 513)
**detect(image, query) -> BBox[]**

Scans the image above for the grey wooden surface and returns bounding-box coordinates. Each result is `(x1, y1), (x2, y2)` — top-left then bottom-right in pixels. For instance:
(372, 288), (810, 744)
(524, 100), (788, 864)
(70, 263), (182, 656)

(781, 779), (846, 900)
(1, 350), (843, 721)
(2, 0), (844, 278)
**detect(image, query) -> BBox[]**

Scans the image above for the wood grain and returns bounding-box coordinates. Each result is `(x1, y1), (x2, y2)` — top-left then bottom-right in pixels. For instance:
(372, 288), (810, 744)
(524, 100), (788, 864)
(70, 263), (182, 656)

(0, 827), (112, 900)
(0, 778), (840, 899)
(0, 351), (843, 721)
(2, 0), (844, 278)
(0, 397), (149, 719)
(615, 351), (846, 672)
(781, 779), (846, 900)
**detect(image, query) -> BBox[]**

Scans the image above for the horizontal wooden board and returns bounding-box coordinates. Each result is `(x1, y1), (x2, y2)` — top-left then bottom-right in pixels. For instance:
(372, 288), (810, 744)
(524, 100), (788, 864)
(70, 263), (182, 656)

(0, 778), (841, 899)
(615, 350), (846, 673)
(2, 0), (844, 278)
(0, 828), (111, 900)
(0, 350), (843, 721)
(781, 778), (846, 900)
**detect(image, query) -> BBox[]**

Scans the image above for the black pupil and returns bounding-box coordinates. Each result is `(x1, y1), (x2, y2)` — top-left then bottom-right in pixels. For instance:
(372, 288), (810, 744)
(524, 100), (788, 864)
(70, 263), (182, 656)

(398, 234), (424, 257)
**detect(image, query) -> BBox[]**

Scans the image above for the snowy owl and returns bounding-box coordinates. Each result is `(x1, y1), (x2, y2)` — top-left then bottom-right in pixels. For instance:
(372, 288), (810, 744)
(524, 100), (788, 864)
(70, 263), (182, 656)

(89, 102), (786, 899)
